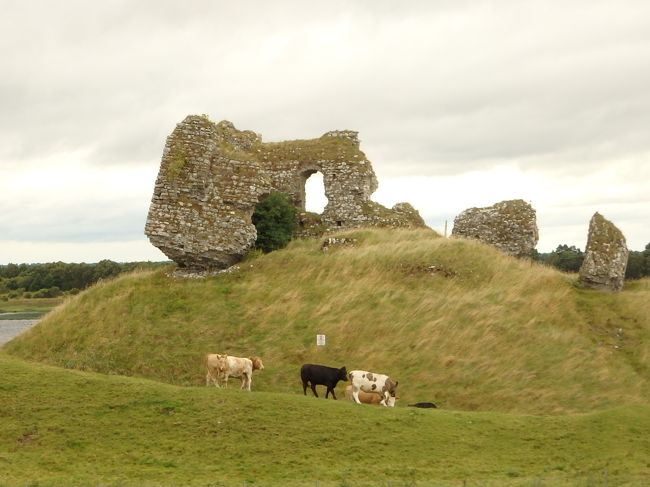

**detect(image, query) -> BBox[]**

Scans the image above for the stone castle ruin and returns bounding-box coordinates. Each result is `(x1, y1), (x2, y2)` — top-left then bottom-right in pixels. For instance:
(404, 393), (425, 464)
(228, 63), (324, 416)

(451, 199), (539, 258)
(145, 116), (630, 291)
(145, 115), (425, 270)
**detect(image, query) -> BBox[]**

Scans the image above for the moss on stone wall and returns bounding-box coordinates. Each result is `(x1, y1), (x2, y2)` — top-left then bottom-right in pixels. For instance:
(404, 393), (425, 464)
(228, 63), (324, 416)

(259, 137), (368, 168)
(166, 143), (188, 181)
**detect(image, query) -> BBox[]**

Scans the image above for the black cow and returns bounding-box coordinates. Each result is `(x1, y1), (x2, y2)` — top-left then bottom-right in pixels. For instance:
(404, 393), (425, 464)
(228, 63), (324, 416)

(300, 364), (348, 400)
(408, 402), (438, 409)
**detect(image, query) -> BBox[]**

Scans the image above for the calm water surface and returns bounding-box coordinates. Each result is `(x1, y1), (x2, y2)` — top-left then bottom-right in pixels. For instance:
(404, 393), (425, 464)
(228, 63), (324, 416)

(0, 318), (39, 345)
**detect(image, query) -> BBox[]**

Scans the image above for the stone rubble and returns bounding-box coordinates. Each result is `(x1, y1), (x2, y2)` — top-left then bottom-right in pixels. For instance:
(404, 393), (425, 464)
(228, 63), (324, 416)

(321, 237), (358, 251)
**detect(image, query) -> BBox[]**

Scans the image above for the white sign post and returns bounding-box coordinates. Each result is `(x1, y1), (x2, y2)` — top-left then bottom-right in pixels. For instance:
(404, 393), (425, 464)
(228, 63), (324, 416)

(316, 334), (326, 346)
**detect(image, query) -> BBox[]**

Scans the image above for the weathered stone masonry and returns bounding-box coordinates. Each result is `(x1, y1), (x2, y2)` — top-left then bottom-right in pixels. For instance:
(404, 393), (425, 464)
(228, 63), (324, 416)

(451, 199), (539, 258)
(145, 115), (425, 270)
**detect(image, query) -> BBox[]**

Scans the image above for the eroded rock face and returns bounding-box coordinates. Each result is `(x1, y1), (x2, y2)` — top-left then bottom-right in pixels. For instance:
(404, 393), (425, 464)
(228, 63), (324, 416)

(145, 115), (425, 270)
(578, 213), (628, 291)
(451, 199), (539, 257)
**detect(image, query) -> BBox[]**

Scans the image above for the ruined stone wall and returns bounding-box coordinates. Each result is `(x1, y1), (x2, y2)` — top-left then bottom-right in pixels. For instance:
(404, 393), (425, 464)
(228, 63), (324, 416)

(579, 212), (628, 291)
(145, 115), (425, 270)
(451, 199), (539, 257)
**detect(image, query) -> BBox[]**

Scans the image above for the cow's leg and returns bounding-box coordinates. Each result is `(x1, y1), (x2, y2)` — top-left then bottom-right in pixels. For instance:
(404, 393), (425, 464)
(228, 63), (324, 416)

(352, 387), (362, 404)
(325, 385), (337, 400)
(310, 383), (319, 397)
(302, 380), (309, 395)
(206, 370), (219, 388)
(223, 373), (229, 388)
(380, 392), (389, 407)
(241, 374), (251, 391)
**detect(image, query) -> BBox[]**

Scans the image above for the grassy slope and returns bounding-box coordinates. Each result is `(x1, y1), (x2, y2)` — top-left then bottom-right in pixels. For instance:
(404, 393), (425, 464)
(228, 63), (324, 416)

(4, 229), (650, 414)
(1, 352), (650, 487)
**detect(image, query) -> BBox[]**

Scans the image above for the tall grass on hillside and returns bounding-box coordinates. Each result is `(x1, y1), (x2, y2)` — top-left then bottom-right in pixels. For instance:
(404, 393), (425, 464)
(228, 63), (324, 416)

(4, 228), (650, 414)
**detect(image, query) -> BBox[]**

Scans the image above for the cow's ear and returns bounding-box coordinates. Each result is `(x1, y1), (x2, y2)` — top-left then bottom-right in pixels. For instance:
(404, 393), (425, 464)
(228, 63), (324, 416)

(395, 381), (399, 387)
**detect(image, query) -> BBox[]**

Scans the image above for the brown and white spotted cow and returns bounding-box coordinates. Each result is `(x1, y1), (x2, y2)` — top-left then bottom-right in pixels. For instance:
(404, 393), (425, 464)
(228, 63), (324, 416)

(205, 354), (264, 391)
(348, 370), (398, 407)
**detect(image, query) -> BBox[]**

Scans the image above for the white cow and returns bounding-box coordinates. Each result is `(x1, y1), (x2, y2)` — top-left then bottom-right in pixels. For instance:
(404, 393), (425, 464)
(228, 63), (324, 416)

(348, 370), (398, 407)
(205, 354), (264, 391)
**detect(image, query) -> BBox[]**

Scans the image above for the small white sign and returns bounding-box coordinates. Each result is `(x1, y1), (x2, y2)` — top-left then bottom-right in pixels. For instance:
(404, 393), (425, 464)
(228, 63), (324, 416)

(316, 334), (326, 346)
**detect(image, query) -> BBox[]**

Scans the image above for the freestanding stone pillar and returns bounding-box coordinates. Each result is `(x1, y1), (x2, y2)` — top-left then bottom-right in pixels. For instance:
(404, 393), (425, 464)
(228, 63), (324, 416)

(578, 212), (628, 291)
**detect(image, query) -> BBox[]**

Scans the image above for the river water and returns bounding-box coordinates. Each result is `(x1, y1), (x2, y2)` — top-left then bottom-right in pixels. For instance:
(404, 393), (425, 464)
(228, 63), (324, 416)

(0, 319), (39, 345)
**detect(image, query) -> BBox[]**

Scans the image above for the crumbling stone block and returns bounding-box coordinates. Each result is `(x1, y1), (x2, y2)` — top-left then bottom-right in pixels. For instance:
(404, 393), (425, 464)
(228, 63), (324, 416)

(451, 199), (539, 257)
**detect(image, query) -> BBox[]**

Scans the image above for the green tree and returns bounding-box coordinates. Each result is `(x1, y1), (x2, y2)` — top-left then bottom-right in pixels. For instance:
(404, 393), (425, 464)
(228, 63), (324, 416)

(626, 251), (645, 279)
(252, 192), (296, 253)
(544, 244), (585, 273)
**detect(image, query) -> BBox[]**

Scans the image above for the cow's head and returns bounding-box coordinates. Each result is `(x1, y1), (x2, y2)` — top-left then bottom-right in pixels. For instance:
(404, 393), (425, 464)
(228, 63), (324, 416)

(383, 394), (397, 407)
(250, 357), (265, 371)
(338, 366), (348, 382)
(378, 379), (397, 407)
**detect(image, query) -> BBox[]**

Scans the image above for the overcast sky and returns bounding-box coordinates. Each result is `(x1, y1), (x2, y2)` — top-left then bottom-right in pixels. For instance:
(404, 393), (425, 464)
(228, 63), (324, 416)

(1, 0), (649, 264)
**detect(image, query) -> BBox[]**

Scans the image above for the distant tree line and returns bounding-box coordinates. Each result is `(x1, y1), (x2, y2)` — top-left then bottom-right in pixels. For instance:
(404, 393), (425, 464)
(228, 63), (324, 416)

(0, 260), (168, 300)
(536, 243), (650, 279)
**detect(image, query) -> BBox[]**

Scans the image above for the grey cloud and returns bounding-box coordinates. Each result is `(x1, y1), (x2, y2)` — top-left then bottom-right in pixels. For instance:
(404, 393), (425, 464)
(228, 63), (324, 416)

(1, 0), (649, 259)
(2, 0), (649, 176)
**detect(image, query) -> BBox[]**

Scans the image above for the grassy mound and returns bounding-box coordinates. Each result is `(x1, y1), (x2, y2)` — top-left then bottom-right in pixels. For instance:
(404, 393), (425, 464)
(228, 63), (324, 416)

(1, 352), (649, 486)
(4, 228), (650, 414)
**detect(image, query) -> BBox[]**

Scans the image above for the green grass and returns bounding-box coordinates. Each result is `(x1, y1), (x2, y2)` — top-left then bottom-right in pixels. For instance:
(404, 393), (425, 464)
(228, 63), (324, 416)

(3, 229), (650, 414)
(1, 352), (649, 486)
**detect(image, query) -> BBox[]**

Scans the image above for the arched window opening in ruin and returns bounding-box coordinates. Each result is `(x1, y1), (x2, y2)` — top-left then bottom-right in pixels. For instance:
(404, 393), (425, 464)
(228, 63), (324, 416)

(304, 171), (328, 214)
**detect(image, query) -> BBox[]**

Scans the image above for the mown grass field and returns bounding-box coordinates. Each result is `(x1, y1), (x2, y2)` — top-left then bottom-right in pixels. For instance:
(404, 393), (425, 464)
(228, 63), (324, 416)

(2, 228), (650, 485)
(2, 352), (650, 486)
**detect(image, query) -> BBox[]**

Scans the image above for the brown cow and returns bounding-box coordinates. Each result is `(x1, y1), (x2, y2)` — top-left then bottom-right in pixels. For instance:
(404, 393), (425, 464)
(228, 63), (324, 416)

(344, 384), (394, 405)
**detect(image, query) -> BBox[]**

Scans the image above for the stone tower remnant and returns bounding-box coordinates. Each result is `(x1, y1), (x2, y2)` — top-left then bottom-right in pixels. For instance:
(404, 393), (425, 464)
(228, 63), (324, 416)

(451, 199), (539, 257)
(145, 115), (425, 270)
(578, 212), (628, 291)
